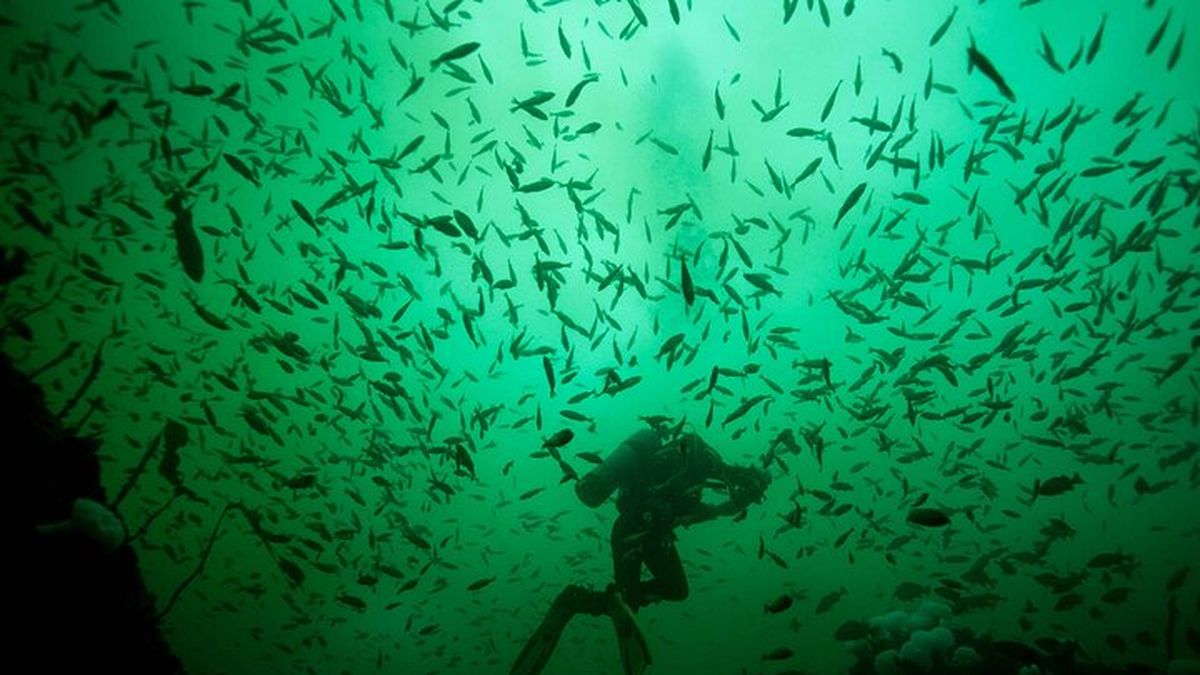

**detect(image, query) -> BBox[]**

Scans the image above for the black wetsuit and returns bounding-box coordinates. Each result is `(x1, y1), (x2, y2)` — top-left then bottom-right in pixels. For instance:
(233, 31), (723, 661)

(574, 427), (730, 611)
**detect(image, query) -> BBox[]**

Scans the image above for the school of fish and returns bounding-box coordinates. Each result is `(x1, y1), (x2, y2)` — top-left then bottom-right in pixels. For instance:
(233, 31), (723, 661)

(0, 0), (1197, 673)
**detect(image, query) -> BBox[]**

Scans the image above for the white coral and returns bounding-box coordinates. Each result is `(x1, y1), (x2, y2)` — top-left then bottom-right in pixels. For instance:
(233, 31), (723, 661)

(71, 498), (126, 552)
(36, 498), (126, 554)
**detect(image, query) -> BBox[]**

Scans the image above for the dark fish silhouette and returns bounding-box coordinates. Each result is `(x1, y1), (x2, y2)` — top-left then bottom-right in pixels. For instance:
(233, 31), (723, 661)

(967, 34), (1016, 101)
(166, 191), (203, 283)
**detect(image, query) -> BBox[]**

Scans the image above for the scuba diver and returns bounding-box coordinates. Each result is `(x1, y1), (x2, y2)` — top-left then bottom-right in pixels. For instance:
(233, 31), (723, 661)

(510, 417), (772, 675)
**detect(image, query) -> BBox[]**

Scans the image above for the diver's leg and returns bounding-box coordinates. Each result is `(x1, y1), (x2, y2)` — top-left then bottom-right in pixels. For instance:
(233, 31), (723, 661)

(607, 513), (653, 674)
(509, 583), (610, 675)
(612, 519), (689, 612)
(610, 513), (646, 605)
(635, 535), (689, 608)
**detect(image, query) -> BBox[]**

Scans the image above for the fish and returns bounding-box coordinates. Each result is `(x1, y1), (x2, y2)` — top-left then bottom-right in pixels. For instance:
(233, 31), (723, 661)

(278, 558), (305, 587)
(850, 116), (890, 133)
(466, 577), (495, 591)
(430, 42), (480, 68)
(907, 507), (951, 527)
(222, 153), (260, 187)
(744, 273), (782, 297)
(967, 34), (1016, 102)
(565, 74), (598, 107)
(1030, 473), (1083, 503)
(337, 593), (367, 611)
(1167, 566), (1191, 592)
(559, 409), (591, 423)
(13, 203), (52, 236)
(929, 6), (956, 46)
(291, 199), (319, 233)
(668, 0), (680, 23)
(510, 91), (555, 119)
(1038, 31), (1064, 73)
(517, 177), (556, 193)
(783, 0), (800, 23)
(680, 257), (695, 306)
(762, 647), (794, 661)
(764, 594), (794, 613)
(542, 429), (574, 448)
(797, 157), (822, 182)
(1146, 9), (1172, 55)
(820, 80), (841, 122)
(277, 474), (317, 490)
(815, 588), (846, 614)
(518, 487), (545, 501)
(723, 394), (770, 427)
(1087, 14), (1106, 64)
(557, 20), (571, 59)
(786, 127), (822, 138)
(880, 47), (903, 73)
(542, 355), (556, 397)
(166, 191), (204, 283)
(722, 15), (740, 41)
(451, 209), (479, 240)
(893, 191), (929, 205)
(834, 182), (867, 228)
(172, 84), (214, 97)
(1166, 29), (1185, 71)
(427, 214), (462, 237)
(628, 0), (648, 27)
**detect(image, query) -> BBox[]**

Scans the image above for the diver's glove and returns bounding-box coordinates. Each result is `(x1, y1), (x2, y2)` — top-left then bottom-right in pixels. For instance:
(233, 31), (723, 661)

(726, 465), (771, 507)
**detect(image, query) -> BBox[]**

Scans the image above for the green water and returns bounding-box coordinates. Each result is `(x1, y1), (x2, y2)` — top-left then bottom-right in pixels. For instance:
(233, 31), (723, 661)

(2, 0), (1198, 673)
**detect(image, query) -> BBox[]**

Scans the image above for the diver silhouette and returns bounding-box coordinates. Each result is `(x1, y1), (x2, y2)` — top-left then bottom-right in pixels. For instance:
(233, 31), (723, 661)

(510, 417), (772, 675)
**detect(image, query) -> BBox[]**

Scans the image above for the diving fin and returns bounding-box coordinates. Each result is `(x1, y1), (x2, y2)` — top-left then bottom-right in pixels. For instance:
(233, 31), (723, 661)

(510, 584), (602, 675)
(609, 589), (652, 675)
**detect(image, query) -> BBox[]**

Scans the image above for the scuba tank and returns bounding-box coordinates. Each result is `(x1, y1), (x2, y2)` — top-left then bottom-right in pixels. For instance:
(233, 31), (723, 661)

(574, 428), (659, 507)
(575, 419), (707, 510)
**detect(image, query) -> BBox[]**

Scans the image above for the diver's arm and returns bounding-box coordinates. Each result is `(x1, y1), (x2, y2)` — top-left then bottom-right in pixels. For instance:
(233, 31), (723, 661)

(673, 476), (757, 527)
(666, 443), (769, 526)
(674, 497), (744, 528)
(689, 440), (733, 481)
(705, 462), (771, 519)
(697, 443), (770, 493)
